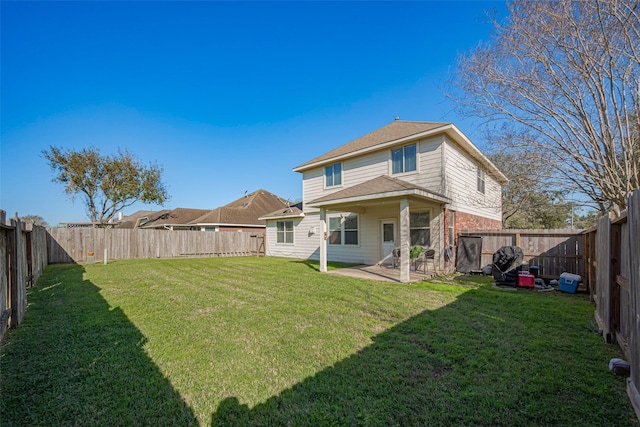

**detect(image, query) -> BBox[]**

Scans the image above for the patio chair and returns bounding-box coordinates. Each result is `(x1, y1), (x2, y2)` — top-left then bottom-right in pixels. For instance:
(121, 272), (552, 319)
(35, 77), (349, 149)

(414, 248), (436, 274)
(392, 247), (401, 269)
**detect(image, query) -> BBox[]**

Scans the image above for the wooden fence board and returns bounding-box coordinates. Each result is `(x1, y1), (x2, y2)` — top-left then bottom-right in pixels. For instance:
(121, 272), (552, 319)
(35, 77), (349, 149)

(46, 228), (265, 264)
(0, 212), (48, 340)
(627, 190), (640, 419)
(595, 215), (612, 341)
(458, 229), (583, 278)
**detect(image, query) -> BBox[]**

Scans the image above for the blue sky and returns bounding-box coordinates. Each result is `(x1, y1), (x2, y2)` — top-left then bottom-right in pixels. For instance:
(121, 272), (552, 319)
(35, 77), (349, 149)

(1, 1), (506, 226)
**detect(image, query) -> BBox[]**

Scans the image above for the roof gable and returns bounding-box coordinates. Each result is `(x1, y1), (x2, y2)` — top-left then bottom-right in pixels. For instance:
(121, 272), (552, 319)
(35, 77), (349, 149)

(294, 120), (449, 171)
(190, 189), (289, 226)
(294, 119), (507, 183)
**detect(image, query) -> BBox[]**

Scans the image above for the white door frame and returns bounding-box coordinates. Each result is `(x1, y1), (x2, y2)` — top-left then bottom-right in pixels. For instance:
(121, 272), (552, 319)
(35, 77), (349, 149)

(380, 218), (397, 264)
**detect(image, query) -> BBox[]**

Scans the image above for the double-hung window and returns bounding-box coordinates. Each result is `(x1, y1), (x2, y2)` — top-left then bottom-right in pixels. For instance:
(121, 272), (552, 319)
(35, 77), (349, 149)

(276, 220), (294, 244)
(328, 214), (359, 245)
(391, 143), (417, 174)
(477, 168), (486, 194)
(325, 163), (342, 187)
(410, 211), (431, 247)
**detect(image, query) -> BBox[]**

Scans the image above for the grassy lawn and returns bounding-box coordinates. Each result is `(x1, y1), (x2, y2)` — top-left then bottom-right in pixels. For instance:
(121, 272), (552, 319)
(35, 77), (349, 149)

(0, 257), (637, 426)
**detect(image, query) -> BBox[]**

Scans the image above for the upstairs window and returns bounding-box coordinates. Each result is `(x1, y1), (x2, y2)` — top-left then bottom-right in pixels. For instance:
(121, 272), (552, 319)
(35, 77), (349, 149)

(325, 163), (342, 187)
(276, 220), (294, 244)
(391, 144), (417, 174)
(477, 169), (486, 194)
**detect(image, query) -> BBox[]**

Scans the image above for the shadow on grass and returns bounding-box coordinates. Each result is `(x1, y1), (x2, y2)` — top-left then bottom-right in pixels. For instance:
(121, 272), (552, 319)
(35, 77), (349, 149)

(211, 286), (635, 426)
(292, 259), (360, 272)
(0, 264), (197, 426)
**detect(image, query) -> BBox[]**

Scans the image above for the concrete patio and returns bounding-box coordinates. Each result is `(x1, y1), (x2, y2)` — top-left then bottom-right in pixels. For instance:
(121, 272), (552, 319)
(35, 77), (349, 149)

(327, 264), (442, 283)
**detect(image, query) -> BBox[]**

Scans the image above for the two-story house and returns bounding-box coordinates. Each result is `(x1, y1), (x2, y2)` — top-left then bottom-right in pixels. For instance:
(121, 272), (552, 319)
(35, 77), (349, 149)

(260, 119), (507, 282)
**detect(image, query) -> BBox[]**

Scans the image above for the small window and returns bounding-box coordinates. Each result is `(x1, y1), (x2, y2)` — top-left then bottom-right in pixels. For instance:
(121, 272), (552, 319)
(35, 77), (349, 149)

(410, 211), (430, 246)
(392, 143), (417, 174)
(328, 214), (359, 245)
(325, 163), (342, 187)
(477, 169), (485, 194)
(276, 220), (294, 244)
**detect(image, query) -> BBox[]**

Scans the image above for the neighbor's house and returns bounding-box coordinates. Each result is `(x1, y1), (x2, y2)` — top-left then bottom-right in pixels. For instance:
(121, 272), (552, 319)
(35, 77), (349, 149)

(260, 120), (507, 282)
(117, 189), (289, 232)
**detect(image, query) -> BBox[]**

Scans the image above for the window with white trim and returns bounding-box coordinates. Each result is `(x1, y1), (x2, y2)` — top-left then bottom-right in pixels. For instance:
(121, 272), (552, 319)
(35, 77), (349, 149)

(410, 211), (430, 246)
(391, 143), (417, 174)
(276, 220), (294, 244)
(325, 163), (342, 187)
(477, 168), (486, 194)
(328, 213), (359, 245)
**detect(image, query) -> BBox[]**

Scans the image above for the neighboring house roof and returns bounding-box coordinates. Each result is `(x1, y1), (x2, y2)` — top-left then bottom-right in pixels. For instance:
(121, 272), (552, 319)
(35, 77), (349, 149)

(259, 203), (305, 221)
(190, 189), (290, 227)
(293, 119), (508, 183)
(116, 190), (290, 230)
(116, 209), (171, 229)
(141, 208), (211, 229)
(306, 175), (451, 208)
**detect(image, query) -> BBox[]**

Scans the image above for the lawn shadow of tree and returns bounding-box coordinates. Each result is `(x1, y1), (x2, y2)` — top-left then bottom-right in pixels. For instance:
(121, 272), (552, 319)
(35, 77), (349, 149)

(0, 264), (198, 426)
(211, 285), (635, 426)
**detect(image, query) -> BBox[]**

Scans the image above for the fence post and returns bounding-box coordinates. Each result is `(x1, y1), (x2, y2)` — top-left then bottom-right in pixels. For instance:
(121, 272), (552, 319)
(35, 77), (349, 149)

(8, 216), (28, 329)
(626, 189), (640, 420)
(595, 214), (612, 342)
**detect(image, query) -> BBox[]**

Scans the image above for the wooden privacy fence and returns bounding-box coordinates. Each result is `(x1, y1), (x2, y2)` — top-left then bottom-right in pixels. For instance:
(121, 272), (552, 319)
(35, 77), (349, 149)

(47, 228), (265, 264)
(457, 229), (584, 278)
(0, 211), (48, 341)
(582, 189), (640, 420)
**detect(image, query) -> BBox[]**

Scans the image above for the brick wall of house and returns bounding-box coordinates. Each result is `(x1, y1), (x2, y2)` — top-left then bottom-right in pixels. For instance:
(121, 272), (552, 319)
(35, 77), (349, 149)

(455, 211), (502, 235)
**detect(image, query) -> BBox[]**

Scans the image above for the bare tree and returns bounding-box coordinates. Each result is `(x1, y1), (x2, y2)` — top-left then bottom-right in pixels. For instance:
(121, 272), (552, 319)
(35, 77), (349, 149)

(449, 0), (640, 212)
(489, 148), (571, 228)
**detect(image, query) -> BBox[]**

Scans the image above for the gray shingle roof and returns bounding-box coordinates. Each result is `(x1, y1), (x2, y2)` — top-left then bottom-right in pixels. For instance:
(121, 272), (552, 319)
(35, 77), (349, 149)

(294, 120), (450, 171)
(189, 189), (289, 226)
(141, 208), (211, 228)
(308, 175), (450, 206)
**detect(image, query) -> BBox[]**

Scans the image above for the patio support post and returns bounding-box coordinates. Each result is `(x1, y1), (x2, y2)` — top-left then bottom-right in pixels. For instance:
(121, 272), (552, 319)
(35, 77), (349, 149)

(319, 207), (327, 273)
(400, 198), (411, 283)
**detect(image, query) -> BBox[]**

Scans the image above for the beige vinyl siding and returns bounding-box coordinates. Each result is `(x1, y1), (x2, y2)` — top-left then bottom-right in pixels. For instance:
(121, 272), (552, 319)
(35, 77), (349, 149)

(443, 138), (502, 221)
(411, 136), (443, 193)
(301, 168), (324, 213)
(264, 215), (321, 260)
(302, 150), (388, 212)
(301, 138), (443, 208)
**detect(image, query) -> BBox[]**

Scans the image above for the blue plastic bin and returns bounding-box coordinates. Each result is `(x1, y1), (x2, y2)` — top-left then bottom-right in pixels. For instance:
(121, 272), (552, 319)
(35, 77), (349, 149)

(558, 273), (581, 293)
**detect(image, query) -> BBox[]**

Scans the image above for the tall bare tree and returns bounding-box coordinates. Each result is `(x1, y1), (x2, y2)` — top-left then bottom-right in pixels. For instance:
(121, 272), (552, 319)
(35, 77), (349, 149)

(489, 149), (571, 229)
(43, 146), (169, 224)
(449, 0), (640, 212)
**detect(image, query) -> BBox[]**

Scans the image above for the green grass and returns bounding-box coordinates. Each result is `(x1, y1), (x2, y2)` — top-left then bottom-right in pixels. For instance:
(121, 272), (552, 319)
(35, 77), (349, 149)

(1, 257), (637, 426)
